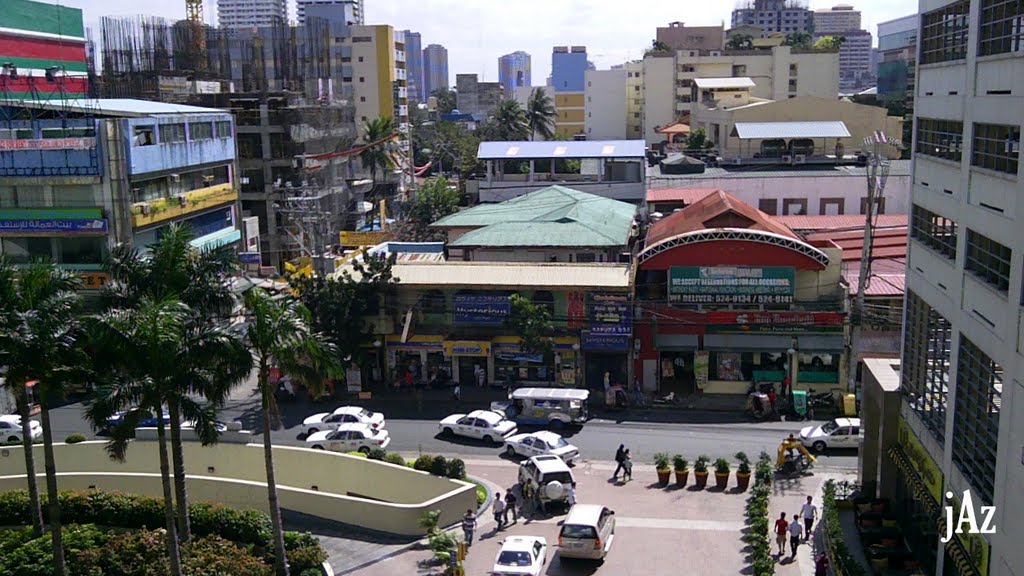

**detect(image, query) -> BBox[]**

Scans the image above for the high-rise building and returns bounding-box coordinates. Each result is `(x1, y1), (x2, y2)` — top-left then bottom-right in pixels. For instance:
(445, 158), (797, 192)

(422, 44), (449, 97)
(350, 25), (408, 130)
(883, 2), (1024, 576)
(296, 0), (363, 26)
(624, 61), (644, 140)
(498, 51), (532, 94)
(584, 68), (627, 140)
(876, 14), (918, 105)
(1, 0), (88, 99)
(656, 22), (725, 52)
(551, 46), (588, 137)
(403, 31), (425, 102)
(731, 0), (813, 37)
(217, 0), (287, 28)
(812, 4), (861, 33)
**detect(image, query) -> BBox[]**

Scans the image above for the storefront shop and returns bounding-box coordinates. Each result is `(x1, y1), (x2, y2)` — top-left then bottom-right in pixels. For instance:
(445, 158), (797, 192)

(581, 293), (632, 392)
(443, 340), (491, 385)
(492, 336), (579, 387)
(385, 335), (445, 387)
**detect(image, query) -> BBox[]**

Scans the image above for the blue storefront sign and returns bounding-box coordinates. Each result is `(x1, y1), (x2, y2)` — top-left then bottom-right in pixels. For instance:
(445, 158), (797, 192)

(239, 252), (262, 264)
(0, 219), (107, 235)
(587, 293), (632, 336)
(454, 294), (510, 324)
(581, 332), (631, 351)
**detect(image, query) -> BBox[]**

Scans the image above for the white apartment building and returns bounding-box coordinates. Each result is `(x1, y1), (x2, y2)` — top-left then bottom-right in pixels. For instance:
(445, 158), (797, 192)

(642, 45), (839, 144)
(584, 69), (627, 140)
(813, 4), (861, 33)
(216, 0), (286, 28)
(892, 0), (1024, 575)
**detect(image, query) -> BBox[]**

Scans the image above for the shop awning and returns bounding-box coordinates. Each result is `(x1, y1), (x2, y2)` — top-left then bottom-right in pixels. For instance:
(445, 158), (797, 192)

(795, 334), (845, 352)
(655, 334), (699, 349)
(190, 227), (241, 252)
(703, 334), (794, 351)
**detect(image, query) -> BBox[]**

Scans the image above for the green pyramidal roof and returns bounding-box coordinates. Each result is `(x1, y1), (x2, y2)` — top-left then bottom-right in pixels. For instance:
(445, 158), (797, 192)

(433, 186), (637, 248)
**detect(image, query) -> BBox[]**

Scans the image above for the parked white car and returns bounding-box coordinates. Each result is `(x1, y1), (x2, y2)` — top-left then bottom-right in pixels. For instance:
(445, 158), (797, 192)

(504, 431), (579, 465)
(305, 423), (390, 453)
(302, 406), (384, 435)
(491, 536), (547, 576)
(0, 415), (42, 443)
(438, 409), (517, 444)
(799, 417), (863, 453)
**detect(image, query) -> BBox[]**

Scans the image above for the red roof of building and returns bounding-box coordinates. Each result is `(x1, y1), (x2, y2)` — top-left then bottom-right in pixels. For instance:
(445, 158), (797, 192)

(776, 214), (907, 232)
(646, 189), (799, 246)
(645, 188), (722, 204)
(844, 260), (907, 297)
(805, 226), (907, 263)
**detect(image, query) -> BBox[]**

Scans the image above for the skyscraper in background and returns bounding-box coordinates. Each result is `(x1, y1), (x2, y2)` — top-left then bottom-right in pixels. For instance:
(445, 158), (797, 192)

(296, 0), (363, 26)
(551, 46), (587, 138)
(498, 51), (532, 94)
(422, 43), (449, 97)
(217, 0), (287, 28)
(731, 0), (813, 37)
(813, 4), (873, 92)
(812, 3), (861, 33)
(404, 31), (425, 101)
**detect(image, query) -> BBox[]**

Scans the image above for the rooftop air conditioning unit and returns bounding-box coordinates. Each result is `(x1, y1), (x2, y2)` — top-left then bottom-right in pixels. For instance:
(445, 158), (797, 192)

(782, 155), (793, 164)
(794, 154), (807, 164)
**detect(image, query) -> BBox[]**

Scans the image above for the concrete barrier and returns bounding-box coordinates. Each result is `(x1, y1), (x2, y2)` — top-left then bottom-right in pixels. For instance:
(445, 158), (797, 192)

(0, 441), (475, 536)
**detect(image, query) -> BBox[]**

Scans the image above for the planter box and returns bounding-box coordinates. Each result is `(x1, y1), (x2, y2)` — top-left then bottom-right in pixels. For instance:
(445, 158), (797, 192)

(674, 470), (689, 487)
(694, 471), (709, 489)
(714, 472), (729, 490)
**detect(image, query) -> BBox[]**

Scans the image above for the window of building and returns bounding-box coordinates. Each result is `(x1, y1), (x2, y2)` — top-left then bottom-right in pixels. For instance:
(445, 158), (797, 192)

(58, 237), (105, 265)
(789, 63), (798, 76)
(951, 335), (1002, 506)
(532, 290), (555, 317)
(237, 133), (263, 159)
(911, 205), (958, 260)
(53, 184), (95, 207)
(420, 289), (445, 315)
(732, 65), (747, 76)
(215, 121), (232, 139)
(359, 77), (365, 83)
(633, 112), (640, 118)
(352, 36), (372, 43)
(360, 96), (366, 102)
(965, 229), (1012, 292)
(0, 237), (51, 263)
(916, 118), (964, 162)
(679, 64), (695, 73)
(758, 198), (778, 215)
(788, 79), (797, 92)
(0, 185), (45, 207)
(860, 196), (886, 215)
(189, 122), (213, 141)
(40, 127), (95, 138)
(158, 123), (186, 144)
(819, 198), (844, 215)
(341, 56), (351, 63)
(971, 123), (1019, 174)
(979, 0), (1024, 56)
(358, 56), (364, 62)
(920, 1), (970, 64)
(901, 291), (951, 445)
(782, 198), (807, 215)
(132, 125), (155, 146)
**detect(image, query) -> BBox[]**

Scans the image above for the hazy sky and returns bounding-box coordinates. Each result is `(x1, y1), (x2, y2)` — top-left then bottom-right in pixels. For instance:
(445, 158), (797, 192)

(64, 0), (918, 83)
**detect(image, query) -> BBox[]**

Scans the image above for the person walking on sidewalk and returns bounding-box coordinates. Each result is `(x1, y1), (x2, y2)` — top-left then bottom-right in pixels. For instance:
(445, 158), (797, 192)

(621, 449), (633, 481)
(774, 512), (789, 556)
(492, 492), (506, 529)
(801, 495), (818, 539)
(788, 513), (804, 558)
(612, 444), (627, 480)
(462, 509), (477, 545)
(504, 489), (518, 524)
(453, 382), (461, 402)
(474, 364), (486, 387)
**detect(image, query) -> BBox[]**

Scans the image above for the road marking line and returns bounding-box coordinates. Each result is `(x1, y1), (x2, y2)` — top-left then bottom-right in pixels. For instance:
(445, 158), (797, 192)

(527, 516), (743, 532)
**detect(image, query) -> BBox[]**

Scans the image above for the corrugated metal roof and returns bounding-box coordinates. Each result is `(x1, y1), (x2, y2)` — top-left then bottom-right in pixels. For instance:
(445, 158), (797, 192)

(649, 160), (913, 179)
(777, 214), (907, 231)
(477, 140), (645, 160)
(693, 77), (756, 89)
(645, 188), (721, 204)
(7, 98), (228, 117)
(646, 189), (799, 245)
(336, 262), (632, 289)
(733, 121), (851, 139)
(450, 221), (624, 247)
(844, 271), (906, 296)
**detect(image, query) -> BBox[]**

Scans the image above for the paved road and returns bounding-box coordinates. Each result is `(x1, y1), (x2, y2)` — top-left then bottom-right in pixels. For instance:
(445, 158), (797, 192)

(44, 383), (858, 470)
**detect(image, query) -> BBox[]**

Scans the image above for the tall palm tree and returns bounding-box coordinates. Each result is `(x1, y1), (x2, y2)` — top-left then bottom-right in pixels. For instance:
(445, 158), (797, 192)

(525, 88), (556, 141)
(492, 99), (529, 141)
(242, 288), (338, 576)
(359, 115), (397, 200)
(103, 224), (245, 542)
(87, 298), (217, 576)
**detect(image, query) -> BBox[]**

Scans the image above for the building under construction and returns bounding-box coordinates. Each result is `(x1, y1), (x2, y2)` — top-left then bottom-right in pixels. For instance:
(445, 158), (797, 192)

(730, 0), (814, 36)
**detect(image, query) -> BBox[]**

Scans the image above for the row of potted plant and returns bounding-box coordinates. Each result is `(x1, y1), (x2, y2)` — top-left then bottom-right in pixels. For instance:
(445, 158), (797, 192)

(821, 479), (868, 576)
(653, 452), (754, 490)
(745, 452), (776, 576)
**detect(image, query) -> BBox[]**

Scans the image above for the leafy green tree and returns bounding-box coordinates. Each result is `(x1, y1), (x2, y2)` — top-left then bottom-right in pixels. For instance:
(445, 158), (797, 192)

(726, 34), (754, 50)
(814, 35), (846, 50)
(391, 177), (460, 241)
(488, 99), (529, 141)
(416, 121), (483, 184)
(526, 88), (556, 141)
(0, 261), (87, 576)
(783, 32), (813, 49)
(685, 128), (714, 150)
(507, 294), (555, 377)
(644, 39), (673, 56)
(102, 225), (249, 543)
(359, 116), (398, 199)
(290, 252), (398, 369)
(430, 88), (457, 114)
(241, 288), (339, 576)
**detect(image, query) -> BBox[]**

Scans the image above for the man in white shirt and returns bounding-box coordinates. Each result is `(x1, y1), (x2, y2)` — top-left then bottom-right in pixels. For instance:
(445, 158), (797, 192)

(788, 515), (804, 557)
(801, 495), (818, 540)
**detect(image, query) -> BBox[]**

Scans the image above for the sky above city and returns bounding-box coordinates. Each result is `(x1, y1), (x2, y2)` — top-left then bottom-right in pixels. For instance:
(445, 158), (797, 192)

(65, 0), (918, 84)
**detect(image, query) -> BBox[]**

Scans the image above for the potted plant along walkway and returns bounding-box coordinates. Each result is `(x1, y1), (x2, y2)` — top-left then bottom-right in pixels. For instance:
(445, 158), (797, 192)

(714, 458), (731, 490)
(735, 452), (752, 491)
(693, 455), (710, 489)
(654, 452), (671, 486)
(673, 455), (689, 487)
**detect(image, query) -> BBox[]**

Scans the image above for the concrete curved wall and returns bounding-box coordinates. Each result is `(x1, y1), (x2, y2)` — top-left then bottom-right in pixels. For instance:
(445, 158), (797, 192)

(0, 441), (475, 536)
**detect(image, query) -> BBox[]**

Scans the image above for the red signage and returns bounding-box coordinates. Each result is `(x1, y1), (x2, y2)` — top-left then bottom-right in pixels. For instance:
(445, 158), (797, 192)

(567, 291), (586, 329)
(705, 311), (845, 326)
(0, 138), (95, 151)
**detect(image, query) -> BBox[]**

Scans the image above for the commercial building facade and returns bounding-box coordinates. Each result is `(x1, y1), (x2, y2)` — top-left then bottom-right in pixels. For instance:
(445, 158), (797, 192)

(2, 0), (88, 100)
(552, 46), (588, 138)
(422, 44), (449, 97)
(498, 51), (532, 95)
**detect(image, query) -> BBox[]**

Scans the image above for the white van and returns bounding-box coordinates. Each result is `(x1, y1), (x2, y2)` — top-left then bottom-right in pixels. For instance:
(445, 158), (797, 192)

(557, 504), (615, 561)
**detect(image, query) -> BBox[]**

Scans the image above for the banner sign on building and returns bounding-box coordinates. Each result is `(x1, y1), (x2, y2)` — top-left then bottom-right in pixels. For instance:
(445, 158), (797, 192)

(239, 252), (262, 264)
(339, 231), (389, 246)
(706, 311), (844, 326)
(587, 293), (632, 335)
(581, 331), (630, 351)
(80, 272), (110, 290)
(567, 291), (586, 329)
(0, 138), (95, 151)
(669, 266), (795, 305)
(0, 219), (107, 235)
(442, 341), (491, 357)
(454, 294), (510, 324)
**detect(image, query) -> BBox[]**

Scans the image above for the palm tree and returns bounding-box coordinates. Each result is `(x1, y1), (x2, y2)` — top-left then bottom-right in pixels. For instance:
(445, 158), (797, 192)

(726, 34), (754, 50)
(492, 99), (529, 141)
(86, 298), (195, 576)
(103, 225), (246, 542)
(359, 115), (397, 200)
(525, 88), (556, 141)
(242, 288), (338, 576)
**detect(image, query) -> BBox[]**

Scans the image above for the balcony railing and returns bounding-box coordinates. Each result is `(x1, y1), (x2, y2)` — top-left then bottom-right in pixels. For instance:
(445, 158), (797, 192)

(131, 183), (237, 229)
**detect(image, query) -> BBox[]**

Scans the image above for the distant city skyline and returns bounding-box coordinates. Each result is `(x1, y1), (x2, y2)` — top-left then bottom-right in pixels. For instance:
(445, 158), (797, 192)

(64, 0), (917, 85)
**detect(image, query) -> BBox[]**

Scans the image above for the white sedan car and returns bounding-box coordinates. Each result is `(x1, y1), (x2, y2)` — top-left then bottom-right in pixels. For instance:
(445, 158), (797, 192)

(800, 417), (863, 453)
(302, 406), (385, 435)
(305, 423), (391, 453)
(0, 415), (42, 443)
(504, 431), (579, 465)
(491, 536), (547, 576)
(439, 409), (517, 444)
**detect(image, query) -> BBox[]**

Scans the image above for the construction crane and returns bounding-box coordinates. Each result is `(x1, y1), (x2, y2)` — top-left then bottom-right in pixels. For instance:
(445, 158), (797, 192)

(185, 0), (208, 72)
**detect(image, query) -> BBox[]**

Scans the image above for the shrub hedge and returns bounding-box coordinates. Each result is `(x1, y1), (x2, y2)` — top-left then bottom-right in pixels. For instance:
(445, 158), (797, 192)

(822, 480), (867, 576)
(64, 433), (87, 444)
(742, 451), (775, 576)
